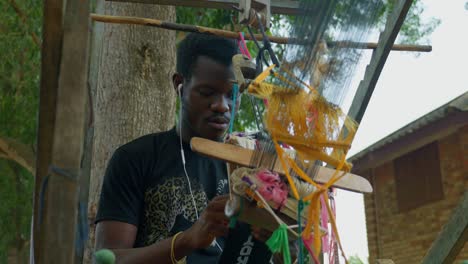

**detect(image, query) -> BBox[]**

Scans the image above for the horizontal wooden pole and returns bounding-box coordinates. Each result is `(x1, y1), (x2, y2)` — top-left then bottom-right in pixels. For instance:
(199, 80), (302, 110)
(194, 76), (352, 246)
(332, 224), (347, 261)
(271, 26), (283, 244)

(106, 0), (302, 15)
(190, 137), (373, 193)
(91, 14), (432, 52)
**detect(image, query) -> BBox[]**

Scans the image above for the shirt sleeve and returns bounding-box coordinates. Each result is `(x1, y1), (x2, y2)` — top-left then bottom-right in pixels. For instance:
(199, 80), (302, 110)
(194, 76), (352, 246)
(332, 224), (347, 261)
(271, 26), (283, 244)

(95, 147), (145, 226)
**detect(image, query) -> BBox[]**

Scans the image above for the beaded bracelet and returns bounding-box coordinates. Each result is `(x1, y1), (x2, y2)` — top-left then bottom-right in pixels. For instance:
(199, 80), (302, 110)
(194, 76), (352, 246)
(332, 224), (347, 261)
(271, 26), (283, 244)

(171, 232), (187, 264)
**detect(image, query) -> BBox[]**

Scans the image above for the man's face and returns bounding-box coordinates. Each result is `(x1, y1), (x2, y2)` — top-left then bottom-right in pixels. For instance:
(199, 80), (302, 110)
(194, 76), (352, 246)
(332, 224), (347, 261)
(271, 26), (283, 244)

(180, 55), (238, 141)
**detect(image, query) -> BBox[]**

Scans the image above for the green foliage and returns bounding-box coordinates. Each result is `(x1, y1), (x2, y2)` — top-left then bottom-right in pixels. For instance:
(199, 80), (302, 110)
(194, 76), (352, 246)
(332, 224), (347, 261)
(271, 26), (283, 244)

(398, 0), (441, 44)
(348, 254), (365, 264)
(0, 0), (41, 143)
(0, 0), (41, 262)
(374, 0), (440, 45)
(176, 7), (234, 29)
(0, 161), (33, 262)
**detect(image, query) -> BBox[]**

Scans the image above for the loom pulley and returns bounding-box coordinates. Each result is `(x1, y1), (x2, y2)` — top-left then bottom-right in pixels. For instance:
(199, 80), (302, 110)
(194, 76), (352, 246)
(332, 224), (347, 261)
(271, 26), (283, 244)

(232, 54), (257, 93)
(237, 0), (271, 29)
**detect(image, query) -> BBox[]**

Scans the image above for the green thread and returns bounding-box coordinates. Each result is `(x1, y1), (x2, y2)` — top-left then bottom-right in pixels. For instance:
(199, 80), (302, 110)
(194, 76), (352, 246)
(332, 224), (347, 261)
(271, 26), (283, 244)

(266, 224), (291, 264)
(95, 249), (116, 264)
(298, 199), (304, 264)
(229, 197), (243, 228)
(229, 216), (238, 228)
(228, 84), (239, 134)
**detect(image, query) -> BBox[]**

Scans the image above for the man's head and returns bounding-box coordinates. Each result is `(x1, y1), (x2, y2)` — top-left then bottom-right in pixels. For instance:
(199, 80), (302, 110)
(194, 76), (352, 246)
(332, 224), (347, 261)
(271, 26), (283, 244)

(173, 33), (239, 142)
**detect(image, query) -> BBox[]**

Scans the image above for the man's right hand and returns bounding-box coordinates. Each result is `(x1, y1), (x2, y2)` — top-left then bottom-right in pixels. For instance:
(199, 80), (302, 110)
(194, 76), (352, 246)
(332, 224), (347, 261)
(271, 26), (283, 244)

(181, 195), (230, 249)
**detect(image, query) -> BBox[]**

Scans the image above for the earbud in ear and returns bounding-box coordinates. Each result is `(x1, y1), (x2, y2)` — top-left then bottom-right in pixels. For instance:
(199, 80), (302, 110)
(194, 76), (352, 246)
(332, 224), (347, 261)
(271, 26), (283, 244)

(177, 84), (183, 97)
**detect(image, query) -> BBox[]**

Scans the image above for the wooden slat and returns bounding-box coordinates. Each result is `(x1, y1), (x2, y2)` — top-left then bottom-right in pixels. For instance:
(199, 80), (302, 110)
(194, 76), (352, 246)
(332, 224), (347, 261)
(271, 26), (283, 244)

(348, 0), (414, 124)
(32, 0), (63, 261)
(32, 0), (90, 262)
(422, 191), (468, 264)
(106, 0), (302, 15)
(191, 137), (373, 193)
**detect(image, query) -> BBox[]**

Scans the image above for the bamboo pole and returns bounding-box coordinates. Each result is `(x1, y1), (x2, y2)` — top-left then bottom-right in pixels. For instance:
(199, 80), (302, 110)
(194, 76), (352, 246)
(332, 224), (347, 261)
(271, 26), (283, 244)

(90, 14), (432, 52)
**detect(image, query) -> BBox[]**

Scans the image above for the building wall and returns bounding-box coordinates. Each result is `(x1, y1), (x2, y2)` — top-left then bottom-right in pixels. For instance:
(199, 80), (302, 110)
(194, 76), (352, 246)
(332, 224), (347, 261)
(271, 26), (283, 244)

(363, 124), (468, 263)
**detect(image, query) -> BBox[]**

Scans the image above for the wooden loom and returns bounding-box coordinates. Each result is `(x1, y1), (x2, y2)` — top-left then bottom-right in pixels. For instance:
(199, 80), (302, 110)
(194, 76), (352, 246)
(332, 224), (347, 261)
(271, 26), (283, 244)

(34, 0), (441, 261)
(191, 137), (372, 193)
(85, 0), (422, 263)
(191, 136), (372, 240)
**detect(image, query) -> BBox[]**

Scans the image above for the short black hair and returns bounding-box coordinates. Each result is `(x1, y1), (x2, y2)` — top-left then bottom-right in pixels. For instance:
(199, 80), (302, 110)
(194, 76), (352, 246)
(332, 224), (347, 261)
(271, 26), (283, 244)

(176, 33), (238, 80)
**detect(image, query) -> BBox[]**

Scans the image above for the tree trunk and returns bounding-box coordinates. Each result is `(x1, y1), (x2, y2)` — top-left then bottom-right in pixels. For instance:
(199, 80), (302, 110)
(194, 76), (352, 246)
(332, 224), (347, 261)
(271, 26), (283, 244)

(84, 2), (176, 262)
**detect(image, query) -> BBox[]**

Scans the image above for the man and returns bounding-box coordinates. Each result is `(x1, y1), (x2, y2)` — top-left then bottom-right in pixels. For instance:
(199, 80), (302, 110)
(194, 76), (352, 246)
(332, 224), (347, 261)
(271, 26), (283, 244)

(95, 33), (272, 263)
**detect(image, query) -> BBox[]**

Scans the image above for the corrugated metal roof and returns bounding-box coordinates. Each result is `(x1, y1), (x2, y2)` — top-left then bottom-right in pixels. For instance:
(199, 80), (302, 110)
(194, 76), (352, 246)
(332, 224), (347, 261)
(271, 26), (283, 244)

(348, 91), (468, 162)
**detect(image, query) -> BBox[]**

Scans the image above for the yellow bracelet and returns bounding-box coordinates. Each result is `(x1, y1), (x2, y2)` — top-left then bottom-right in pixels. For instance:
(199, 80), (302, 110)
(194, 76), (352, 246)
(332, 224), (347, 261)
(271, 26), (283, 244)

(171, 231), (187, 264)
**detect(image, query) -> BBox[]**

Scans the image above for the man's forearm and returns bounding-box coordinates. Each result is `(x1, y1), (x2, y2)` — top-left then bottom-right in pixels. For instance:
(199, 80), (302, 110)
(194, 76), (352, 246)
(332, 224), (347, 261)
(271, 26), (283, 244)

(101, 232), (195, 264)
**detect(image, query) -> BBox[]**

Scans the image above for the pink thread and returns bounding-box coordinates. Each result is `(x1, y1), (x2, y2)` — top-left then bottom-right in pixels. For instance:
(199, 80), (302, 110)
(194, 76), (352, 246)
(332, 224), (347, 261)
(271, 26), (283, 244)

(303, 236), (320, 264)
(328, 189), (338, 264)
(306, 106), (318, 131)
(321, 195), (330, 254)
(256, 170), (289, 209)
(238, 32), (252, 59)
(236, 32), (270, 109)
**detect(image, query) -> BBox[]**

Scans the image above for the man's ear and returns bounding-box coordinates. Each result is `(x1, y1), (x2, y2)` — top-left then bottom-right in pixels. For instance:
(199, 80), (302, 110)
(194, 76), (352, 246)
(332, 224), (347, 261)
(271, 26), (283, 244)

(172, 73), (184, 96)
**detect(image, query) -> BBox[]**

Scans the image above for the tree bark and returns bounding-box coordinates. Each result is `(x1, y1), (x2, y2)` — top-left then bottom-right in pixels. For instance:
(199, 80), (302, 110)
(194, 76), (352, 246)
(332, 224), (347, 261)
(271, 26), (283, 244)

(84, 2), (176, 263)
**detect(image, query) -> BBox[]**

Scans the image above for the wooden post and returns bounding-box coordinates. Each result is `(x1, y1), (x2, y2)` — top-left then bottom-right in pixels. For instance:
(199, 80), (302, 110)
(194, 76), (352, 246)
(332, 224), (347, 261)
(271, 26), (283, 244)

(80, 0), (105, 262)
(32, 0), (90, 262)
(422, 191), (468, 264)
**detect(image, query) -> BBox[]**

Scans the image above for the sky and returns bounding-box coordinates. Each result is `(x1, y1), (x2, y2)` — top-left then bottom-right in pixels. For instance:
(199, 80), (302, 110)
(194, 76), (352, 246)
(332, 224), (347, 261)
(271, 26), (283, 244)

(335, 0), (468, 262)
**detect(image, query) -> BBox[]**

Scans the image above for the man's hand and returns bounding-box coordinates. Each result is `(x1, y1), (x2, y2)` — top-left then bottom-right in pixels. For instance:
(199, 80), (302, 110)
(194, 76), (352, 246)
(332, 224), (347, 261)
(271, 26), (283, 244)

(181, 195), (230, 249)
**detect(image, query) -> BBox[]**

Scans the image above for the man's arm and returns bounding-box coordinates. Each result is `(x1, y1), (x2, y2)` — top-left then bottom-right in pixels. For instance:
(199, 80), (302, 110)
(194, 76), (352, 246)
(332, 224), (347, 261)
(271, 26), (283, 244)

(95, 195), (230, 264)
(95, 221), (194, 264)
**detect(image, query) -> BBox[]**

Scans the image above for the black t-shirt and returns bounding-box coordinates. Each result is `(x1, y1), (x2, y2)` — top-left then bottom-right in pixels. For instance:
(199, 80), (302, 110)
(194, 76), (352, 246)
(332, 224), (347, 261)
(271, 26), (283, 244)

(96, 128), (272, 263)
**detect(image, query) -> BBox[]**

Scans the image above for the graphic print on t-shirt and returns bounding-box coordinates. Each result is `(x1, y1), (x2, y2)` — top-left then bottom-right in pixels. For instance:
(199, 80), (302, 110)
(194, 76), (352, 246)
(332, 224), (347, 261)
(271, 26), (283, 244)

(216, 179), (228, 195)
(142, 175), (208, 245)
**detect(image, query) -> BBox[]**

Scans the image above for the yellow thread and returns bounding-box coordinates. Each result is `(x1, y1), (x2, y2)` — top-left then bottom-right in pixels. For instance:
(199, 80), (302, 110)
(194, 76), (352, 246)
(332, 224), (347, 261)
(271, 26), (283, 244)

(245, 63), (359, 259)
(272, 138), (300, 200)
(324, 193), (348, 264)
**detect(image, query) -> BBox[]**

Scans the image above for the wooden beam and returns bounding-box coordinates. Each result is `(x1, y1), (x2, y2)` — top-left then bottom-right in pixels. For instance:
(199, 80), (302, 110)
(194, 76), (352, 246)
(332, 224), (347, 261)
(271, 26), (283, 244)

(106, 0), (302, 15)
(32, 0), (90, 262)
(422, 191), (468, 264)
(91, 14), (432, 52)
(348, 0), (415, 124)
(32, 0), (63, 261)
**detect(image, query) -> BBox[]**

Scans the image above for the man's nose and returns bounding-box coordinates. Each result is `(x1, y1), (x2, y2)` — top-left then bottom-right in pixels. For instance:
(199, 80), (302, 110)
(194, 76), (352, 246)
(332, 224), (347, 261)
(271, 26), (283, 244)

(210, 95), (230, 113)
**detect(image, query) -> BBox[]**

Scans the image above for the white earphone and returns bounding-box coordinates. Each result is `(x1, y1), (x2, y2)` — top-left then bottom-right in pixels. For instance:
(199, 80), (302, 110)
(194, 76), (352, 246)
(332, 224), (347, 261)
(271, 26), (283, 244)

(177, 83), (183, 98)
(177, 82), (222, 251)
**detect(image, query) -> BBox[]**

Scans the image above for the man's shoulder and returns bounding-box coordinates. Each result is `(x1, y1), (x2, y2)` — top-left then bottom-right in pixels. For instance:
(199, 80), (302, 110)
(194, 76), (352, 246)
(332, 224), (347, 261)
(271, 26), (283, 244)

(117, 128), (176, 156)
